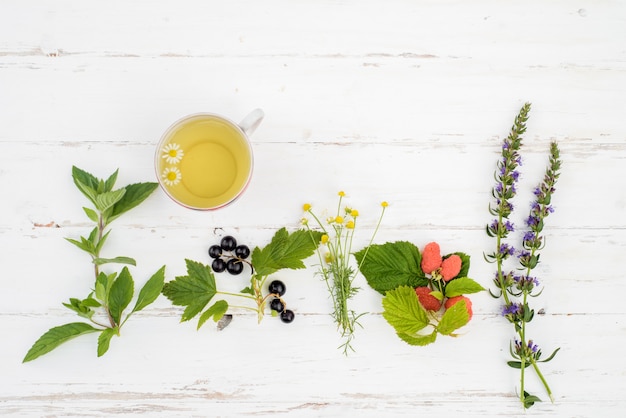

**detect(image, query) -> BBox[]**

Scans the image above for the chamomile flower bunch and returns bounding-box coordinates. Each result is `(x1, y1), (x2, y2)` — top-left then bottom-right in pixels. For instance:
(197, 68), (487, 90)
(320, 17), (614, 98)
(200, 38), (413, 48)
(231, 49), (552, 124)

(486, 103), (562, 408)
(302, 192), (387, 354)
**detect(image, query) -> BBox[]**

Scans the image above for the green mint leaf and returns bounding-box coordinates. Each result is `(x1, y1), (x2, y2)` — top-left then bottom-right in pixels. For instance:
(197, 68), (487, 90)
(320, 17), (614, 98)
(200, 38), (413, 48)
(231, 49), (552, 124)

(87, 227), (98, 245)
(81, 297), (101, 308)
(161, 259), (217, 322)
(109, 182), (158, 222)
(23, 322), (99, 362)
(132, 266), (165, 313)
(62, 298), (93, 318)
(97, 327), (117, 357)
(72, 166), (99, 204)
(95, 273), (108, 301)
(95, 272), (116, 303)
(197, 300), (229, 330)
(397, 330), (438, 346)
(83, 207), (99, 223)
(108, 267), (134, 326)
(251, 228), (323, 277)
(72, 166), (99, 189)
(94, 189), (126, 213)
(356, 241), (427, 294)
(444, 277), (485, 297)
(437, 300), (470, 335)
(382, 285), (430, 335)
(94, 229), (111, 254)
(103, 169), (119, 192)
(65, 237), (96, 255)
(93, 256), (137, 266)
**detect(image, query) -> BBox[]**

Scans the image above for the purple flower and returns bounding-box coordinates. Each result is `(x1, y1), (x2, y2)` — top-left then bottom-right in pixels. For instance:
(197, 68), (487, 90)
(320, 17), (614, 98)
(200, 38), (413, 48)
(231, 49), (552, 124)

(523, 231), (536, 242)
(504, 220), (515, 232)
(499, 243), (515, 257)
(502, 303), (523, 316)
(526, 215), (539, 227)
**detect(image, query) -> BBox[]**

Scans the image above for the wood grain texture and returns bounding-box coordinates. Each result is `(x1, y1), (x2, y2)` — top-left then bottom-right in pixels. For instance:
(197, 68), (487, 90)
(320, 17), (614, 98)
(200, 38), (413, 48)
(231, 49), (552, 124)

(1, 1), (625, 417)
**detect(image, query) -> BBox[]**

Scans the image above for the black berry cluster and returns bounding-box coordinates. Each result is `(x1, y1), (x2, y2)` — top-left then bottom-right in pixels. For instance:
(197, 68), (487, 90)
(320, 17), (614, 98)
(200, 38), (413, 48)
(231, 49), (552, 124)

(208, 235), (251, 275)
(268, 280), (295, 323)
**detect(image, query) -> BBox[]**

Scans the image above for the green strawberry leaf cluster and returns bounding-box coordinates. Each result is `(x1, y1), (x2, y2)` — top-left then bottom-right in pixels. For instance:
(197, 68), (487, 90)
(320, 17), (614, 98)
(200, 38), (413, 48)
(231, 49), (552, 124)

(23, 167), (161, 362)
(162, 228), (323, 327)
(355, 241), (484, 346)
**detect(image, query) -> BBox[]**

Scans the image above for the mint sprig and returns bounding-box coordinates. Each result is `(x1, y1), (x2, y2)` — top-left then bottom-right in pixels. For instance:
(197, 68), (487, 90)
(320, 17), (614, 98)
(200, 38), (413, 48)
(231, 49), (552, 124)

(23, 167), (162, 362)
(162, 227), (322, 327)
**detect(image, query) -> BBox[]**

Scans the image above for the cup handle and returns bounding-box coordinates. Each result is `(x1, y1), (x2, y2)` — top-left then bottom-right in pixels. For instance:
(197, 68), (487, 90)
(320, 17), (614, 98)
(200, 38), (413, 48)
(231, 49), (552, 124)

(239, 108), (265, 136)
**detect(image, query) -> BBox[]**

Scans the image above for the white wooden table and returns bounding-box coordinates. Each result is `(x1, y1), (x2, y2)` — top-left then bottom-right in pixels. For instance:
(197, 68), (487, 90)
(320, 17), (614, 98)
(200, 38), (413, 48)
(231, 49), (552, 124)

(2, 1), (625, 417)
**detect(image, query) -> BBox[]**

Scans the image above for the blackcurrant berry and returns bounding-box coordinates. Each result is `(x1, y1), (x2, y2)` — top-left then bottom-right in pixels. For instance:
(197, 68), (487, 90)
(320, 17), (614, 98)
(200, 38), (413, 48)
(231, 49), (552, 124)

(226, 259), (244, 275)
(235, 244), (250, 259)
(208, 245), (222, 259)
(269, 298), (285, 313)
(280, 309), (295, 323)
(211, 258), (226, 273)
(220, 235), (237, 251)
(268, 280), (286, 296)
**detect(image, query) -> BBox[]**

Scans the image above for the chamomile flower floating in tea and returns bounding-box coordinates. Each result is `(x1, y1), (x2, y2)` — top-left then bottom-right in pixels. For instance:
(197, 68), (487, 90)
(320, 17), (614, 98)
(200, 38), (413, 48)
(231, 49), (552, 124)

(161, 142), (184, 164)
(162, 166), (182, 186)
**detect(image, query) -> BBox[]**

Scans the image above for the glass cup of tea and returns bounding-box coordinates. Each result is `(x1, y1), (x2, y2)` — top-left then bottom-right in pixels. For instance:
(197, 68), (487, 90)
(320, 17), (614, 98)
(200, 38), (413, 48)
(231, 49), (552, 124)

(155, 109), (264, 210)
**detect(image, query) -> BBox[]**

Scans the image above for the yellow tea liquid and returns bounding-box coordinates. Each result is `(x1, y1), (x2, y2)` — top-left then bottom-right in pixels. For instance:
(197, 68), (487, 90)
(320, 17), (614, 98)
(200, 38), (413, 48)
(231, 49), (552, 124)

(157, 115), (252, 209)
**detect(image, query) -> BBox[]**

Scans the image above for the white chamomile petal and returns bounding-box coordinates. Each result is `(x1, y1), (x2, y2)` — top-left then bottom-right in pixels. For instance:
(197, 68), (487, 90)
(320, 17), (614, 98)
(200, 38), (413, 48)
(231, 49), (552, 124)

(162, 143), (184, 164)
(162, 166), (182, 186)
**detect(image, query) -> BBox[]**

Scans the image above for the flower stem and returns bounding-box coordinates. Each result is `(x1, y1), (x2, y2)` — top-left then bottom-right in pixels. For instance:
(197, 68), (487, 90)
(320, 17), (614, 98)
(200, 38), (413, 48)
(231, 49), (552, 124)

(530, 357), (555, 403)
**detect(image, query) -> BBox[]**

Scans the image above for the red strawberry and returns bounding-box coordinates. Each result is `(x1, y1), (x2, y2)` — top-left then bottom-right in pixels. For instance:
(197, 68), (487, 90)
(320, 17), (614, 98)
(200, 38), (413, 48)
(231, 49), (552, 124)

(421, 242), (442, 274)
(441, 254), (462, 281)
(444, 295), (473, 320)
(415, 286), (442, 311)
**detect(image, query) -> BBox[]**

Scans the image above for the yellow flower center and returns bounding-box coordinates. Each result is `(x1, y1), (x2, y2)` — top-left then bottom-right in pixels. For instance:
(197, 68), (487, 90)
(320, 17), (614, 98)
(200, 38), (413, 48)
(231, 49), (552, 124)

(168, 149), (178, 157)
(167, 171), (178, 181)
